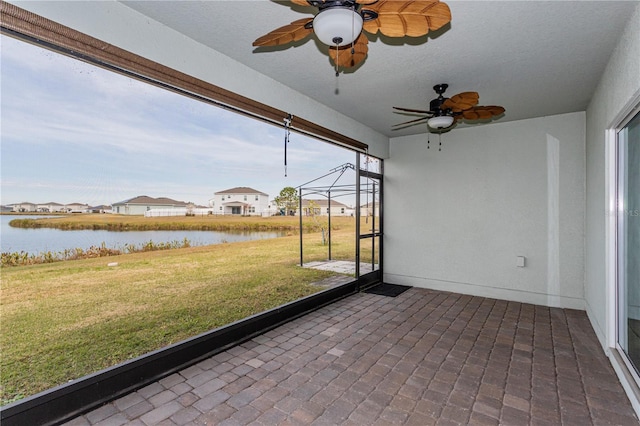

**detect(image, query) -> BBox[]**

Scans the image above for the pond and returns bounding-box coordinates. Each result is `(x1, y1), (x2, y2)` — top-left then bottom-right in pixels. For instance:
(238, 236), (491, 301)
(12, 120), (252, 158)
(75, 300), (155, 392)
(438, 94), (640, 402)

(0, 215), (286, 255)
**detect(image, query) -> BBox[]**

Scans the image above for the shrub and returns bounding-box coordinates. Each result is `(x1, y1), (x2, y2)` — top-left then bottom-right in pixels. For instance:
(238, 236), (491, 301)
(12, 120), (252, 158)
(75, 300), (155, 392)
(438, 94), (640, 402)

(1, 239), (192, 267)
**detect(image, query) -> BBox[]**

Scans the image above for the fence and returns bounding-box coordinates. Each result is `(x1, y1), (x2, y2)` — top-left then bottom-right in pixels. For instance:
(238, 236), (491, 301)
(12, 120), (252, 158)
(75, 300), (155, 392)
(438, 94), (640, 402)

(144, 208), (214, 217)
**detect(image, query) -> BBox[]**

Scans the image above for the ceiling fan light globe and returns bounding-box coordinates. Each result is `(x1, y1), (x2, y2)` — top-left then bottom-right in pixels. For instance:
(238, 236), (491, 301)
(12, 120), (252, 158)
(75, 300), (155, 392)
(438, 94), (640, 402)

(427, 115), (455, 129)
(313, 7), (363, 47)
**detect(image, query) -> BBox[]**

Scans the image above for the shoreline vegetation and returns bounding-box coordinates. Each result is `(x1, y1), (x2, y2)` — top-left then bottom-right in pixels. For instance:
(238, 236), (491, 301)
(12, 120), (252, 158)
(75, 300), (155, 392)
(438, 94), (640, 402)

(0, 215), (362, 404)
(1, 240), (192, 267)
(2, 214), (338, 267)
(7, 214), (329, 232)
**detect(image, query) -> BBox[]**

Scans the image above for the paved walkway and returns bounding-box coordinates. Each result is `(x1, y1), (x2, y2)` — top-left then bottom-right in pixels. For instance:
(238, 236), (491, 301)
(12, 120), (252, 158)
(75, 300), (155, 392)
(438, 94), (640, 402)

(305, 260), (378, 289)
(65, 288), (638, 425)
(304, 260), (378, 275)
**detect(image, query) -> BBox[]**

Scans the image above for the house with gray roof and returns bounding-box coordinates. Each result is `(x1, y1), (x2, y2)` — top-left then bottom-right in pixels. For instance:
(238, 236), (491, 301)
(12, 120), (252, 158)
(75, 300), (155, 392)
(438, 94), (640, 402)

(12, 202), (37, 212)
(64, 203), (90, 213)
(111, 195), (188, 215)
(301, 199), (352, 217)
(209, 187), (269, 216)
(37, 202), (64, 213)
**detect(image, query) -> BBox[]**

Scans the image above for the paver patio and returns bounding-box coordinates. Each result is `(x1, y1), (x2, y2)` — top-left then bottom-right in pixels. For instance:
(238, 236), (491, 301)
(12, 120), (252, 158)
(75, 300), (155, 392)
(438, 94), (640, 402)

(65, 287), (638, 425)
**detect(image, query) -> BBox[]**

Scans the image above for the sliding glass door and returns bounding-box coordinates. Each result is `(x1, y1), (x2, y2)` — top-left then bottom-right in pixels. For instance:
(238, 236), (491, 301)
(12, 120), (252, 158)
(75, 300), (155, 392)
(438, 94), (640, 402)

(617, 109), (640, 374)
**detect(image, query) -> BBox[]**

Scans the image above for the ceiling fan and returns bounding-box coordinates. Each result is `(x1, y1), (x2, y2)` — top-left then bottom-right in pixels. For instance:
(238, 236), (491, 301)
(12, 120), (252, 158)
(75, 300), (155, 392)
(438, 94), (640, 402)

(253, 0), (451, 72)
(393, 84), (506, 132)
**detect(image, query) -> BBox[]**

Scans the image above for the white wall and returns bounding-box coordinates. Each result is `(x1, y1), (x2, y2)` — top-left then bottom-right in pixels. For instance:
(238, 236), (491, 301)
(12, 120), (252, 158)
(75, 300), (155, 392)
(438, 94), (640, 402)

(585, 3), (640, 347)
(583, 4), (640, 414)
(385, 112), (586, 309)
(11, 1), (389, 159)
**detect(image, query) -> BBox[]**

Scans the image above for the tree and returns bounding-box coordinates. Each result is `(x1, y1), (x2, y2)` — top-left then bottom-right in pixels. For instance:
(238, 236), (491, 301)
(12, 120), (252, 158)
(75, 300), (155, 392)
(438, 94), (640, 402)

(306, 200), (328, 245)
(274, 186), (299, 215)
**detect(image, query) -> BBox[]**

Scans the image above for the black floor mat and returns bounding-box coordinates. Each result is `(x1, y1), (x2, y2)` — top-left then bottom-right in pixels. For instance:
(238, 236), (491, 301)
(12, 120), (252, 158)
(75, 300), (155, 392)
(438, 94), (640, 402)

(364, 283), (412, 297)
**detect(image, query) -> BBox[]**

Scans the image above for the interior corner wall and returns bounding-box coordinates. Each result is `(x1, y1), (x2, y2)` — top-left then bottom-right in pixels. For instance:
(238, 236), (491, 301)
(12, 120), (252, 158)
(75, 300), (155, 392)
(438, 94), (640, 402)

(585, 3), (640, 348)
(384, 112), (586, 309)
(8, 1), (389, 159)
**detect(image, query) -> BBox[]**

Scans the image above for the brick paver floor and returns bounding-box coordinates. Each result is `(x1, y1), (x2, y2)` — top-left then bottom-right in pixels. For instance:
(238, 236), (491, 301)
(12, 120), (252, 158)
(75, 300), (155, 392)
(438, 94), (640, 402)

(65, 288), (639, 425)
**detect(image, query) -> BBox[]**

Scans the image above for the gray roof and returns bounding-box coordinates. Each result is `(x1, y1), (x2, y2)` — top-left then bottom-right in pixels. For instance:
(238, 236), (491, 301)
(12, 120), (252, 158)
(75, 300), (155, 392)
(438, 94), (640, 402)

(112, 195), (187, 206)
(361, 201), (380, 208)
(302, 199), (350, 208)
(215, 187), (267, 196)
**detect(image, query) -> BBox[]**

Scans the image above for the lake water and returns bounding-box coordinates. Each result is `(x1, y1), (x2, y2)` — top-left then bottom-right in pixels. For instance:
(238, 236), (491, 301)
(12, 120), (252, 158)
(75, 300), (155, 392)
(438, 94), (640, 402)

(0, 215), (286, 255)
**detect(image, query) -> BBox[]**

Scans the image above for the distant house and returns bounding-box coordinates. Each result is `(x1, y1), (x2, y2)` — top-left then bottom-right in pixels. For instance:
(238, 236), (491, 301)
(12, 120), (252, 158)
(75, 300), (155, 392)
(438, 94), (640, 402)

(64, 203), (90, 213)
(360, 201), (380, 217)
(111, 195), (187, 215)
(90, 205), (112, 214)
(12, 202), (37, 212)
(37, 202), (64, 213)
(301, 199), (352, 217)
(209, 187), (269, 216)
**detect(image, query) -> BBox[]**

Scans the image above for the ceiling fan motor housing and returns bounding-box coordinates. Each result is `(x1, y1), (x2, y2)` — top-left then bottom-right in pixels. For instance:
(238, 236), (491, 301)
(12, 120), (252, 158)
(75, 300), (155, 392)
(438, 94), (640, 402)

(430, 84), (451, 116)
(430, 97), (451, 116)
(310, 0), (358, 10)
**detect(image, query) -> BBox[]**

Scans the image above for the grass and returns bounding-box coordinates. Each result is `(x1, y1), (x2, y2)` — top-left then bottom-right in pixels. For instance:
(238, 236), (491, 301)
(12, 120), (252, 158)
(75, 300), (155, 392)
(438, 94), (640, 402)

(0, 215), (373, 404)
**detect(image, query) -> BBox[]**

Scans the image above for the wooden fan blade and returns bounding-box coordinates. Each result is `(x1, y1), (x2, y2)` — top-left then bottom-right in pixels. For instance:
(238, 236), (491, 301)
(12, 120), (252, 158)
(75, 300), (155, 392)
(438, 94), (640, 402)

(356, 0), (379, 4)
(329, 33), (369, 68)
(290, 0), (311, 5)
(460, 105), (505, 120)
(393, 116), (429, 127)
(393, 106), (432, 114)
(441, 91), (479, 112)
(253, 18), (313, 47)
(363, 0), (451, 38)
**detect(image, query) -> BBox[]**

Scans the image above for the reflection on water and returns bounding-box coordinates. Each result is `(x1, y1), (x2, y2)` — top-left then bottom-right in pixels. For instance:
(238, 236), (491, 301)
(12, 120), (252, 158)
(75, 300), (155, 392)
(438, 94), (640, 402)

(0, 215), (286, 255)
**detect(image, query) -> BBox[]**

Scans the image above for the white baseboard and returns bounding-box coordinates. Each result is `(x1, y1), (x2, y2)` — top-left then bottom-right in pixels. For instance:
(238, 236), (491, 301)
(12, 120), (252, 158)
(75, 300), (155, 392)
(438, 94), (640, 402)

(584, 298), (607, 349)
(383, 273), (585, 310)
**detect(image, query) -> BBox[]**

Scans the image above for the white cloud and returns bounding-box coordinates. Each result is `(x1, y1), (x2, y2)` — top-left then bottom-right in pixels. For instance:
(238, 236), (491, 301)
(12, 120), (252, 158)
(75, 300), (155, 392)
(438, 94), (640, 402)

(0, 34), (355, 206)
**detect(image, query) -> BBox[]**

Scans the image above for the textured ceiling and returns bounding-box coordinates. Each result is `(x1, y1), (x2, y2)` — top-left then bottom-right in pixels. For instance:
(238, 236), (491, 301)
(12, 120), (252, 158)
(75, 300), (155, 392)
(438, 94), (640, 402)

(120, 0), (638, 138)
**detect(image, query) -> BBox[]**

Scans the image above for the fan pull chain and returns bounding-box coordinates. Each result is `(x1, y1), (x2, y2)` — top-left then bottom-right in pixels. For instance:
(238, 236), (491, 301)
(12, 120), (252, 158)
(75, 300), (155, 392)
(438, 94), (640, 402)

(283, 114), (293, 177)
(438, 132), (442, 152)
(334, 40), (340, 77)
(351, 5), (356, 55)
(427, 132), (430, 149)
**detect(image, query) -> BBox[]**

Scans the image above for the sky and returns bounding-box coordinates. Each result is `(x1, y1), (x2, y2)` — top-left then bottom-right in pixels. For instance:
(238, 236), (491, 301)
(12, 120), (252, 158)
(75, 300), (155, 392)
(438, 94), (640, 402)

(0, 35), (362, 208)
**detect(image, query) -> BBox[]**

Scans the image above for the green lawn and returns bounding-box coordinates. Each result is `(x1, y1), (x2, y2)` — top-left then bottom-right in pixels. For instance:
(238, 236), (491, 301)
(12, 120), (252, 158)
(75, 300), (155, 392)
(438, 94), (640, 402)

(0, 216), (367, 404)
